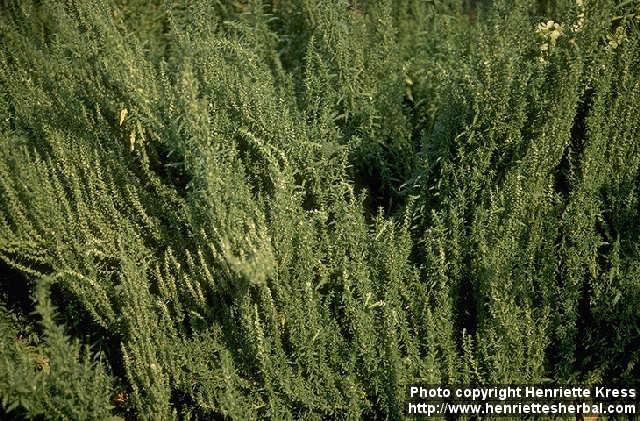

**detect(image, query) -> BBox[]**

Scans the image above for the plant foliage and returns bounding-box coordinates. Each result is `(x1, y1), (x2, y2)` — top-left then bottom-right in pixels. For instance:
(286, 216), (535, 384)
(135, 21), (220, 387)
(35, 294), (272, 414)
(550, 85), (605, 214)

(1, 0), (639, 419)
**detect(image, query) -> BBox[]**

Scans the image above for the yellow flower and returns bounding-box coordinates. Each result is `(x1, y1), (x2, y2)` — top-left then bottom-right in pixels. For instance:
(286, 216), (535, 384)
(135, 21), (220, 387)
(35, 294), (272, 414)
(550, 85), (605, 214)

(535, 19), (564, 61)
(119, 108), (128, 126)
(549, 28), (562, 44)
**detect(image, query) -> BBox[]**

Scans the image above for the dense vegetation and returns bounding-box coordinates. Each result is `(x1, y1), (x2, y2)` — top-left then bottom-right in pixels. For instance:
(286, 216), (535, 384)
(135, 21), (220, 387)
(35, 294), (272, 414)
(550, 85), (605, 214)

(1, 0), (639, 419)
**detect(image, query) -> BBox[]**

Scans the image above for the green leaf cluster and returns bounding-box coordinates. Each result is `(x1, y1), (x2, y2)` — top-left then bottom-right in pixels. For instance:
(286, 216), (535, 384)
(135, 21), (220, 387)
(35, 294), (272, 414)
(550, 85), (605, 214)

(0, 0), (638, 419)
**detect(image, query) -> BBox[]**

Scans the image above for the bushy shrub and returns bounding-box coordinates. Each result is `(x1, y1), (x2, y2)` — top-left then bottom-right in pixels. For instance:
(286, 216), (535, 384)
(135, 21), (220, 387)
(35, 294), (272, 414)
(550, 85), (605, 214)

(1, 0), (638, 419)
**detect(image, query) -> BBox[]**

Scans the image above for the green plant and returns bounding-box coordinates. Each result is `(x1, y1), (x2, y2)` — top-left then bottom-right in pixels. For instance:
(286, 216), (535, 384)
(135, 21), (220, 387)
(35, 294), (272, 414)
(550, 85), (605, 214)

(0, 0), (638, 419)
